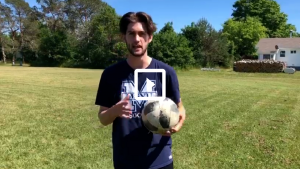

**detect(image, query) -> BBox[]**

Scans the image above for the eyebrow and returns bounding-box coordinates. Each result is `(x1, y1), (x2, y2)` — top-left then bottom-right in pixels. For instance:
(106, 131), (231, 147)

(127, 30), (145, 34)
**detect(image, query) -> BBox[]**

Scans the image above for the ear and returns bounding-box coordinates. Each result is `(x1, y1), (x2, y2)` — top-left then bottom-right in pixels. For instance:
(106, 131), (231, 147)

(148, 34), (153, 43)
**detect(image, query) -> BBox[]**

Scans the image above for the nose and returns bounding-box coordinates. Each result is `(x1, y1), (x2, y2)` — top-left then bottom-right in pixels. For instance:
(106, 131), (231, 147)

(133, 34), (140, 42)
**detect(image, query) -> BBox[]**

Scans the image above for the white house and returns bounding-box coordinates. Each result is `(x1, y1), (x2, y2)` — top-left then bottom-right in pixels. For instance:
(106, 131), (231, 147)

(256, 38), (300, 69)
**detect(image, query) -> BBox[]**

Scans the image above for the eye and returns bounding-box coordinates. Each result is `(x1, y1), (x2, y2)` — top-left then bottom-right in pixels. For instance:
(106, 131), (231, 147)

(139, 32), (145, 36)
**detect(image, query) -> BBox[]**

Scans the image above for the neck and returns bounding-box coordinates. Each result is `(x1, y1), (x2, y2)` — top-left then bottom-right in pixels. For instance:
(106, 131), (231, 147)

(126, 54), (152, 69)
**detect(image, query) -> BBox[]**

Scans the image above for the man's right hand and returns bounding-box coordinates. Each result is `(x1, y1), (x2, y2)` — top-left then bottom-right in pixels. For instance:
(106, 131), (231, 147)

(111, 94), (132, 119)
(98, 94), (132, 126)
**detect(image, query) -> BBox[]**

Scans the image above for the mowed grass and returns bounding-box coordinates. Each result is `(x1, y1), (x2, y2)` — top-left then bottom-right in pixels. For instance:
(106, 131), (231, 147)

(1, 66), (300, 169)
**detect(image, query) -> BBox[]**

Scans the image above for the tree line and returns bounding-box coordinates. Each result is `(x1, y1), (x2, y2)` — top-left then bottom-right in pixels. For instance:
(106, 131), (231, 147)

(0, 0), (299, 69)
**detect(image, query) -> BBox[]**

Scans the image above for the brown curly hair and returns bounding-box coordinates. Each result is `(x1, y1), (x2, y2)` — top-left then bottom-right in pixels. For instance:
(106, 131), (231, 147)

(119, 12), (157, 36)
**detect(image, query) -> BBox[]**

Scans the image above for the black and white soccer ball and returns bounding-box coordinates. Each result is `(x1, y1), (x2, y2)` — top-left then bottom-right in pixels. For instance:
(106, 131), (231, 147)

(141, 98), (180, 134)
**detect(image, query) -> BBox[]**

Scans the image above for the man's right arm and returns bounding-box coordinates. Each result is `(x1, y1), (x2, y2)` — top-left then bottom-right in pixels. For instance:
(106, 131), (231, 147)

(98, 106), (118, 126)
(95, 69), (117, 126)
(98, 94), (132, 126)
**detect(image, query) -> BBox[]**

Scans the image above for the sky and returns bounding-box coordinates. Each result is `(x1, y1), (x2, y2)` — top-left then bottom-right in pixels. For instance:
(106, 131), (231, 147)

(2, 0), (300, 33)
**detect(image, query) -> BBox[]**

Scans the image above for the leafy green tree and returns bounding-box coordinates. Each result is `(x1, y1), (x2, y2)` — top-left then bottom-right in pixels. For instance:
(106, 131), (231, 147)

(148, 22), (195, 69)
(222, 17), (267, 58)
(231, 0), (297, 37)
(64, 0), (103, 37)
(78, 3), (125, 68)
(4, 0), (32, 63)
(181, 18), (230, 67)
(276, 24), (299, 38)
(159, 22), (174, 33)
(35, 27), (71, 66)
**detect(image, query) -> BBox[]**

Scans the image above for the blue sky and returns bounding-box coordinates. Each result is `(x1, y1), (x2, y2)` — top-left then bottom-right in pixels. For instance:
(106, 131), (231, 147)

(3, 0), (300, 33)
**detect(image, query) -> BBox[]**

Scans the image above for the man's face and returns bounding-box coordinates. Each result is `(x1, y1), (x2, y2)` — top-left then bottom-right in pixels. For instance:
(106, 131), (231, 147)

(124, 22), (153, 57)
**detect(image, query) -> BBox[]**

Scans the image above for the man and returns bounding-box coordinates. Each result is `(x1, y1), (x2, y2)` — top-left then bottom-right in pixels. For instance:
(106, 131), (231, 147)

(95, 11), (186, 169)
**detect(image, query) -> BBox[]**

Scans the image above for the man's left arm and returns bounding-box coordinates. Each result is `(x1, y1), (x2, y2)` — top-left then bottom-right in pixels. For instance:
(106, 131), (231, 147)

(172, 98), (186, 132)
(166, 68), (186, 133)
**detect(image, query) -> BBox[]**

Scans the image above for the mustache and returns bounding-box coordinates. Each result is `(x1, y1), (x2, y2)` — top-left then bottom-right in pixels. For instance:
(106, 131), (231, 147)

(132, 45), (142, 48)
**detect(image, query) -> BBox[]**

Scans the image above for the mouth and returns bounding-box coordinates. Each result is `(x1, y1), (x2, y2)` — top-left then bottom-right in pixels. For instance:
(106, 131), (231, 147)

(133, 45), (142, 50)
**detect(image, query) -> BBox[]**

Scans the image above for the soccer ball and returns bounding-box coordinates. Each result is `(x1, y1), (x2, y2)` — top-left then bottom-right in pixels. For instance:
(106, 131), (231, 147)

(141, 98), (180, 134)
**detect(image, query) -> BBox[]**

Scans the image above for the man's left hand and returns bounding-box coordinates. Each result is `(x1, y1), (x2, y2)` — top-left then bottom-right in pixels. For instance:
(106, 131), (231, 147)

(161, 102), (186, 136)
(170, 108), (186, 133)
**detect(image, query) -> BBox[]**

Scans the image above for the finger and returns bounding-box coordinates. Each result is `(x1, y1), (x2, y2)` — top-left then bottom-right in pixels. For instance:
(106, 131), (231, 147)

(171, 123), (182, 133)
(118, 111), (132, 119)
(120, 104), (132, 111)
(160, 130), (171, 136)
(117, 100), (131, 106)
(122, 110), (132, 115)
(177, 113), (183, 123)
(118, 97), (132, 106)
(120, 114), (131, 119)
(170, 129), (177, 133)
(123, 94), (131, 101)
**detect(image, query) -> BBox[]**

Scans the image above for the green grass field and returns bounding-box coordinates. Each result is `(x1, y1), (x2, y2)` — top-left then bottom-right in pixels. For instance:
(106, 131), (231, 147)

(1, 66), (300, 169)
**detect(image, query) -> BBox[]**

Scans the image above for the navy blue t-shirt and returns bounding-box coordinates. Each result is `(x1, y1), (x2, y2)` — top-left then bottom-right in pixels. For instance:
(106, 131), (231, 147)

(95, 58), (181, 169)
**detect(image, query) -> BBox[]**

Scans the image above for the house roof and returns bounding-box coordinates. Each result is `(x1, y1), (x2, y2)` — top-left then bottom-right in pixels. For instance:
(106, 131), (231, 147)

(256, 38), (300, 54)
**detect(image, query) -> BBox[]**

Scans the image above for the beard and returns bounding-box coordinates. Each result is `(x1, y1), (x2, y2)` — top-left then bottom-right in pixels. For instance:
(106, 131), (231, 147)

(125, 41), (147, 57)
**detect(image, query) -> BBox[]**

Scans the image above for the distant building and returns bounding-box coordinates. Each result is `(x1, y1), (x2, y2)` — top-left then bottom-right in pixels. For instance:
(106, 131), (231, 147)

(256, 38), (300, 70)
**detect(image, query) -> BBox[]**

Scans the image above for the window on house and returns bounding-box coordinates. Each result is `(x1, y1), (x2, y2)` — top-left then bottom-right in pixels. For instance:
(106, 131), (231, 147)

(280, 51), (285, 57)
(263, 54), (271, 59)
(291, 50), (296, 54)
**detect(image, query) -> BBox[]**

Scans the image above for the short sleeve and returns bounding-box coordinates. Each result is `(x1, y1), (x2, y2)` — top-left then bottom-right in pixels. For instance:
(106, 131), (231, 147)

(166, 68), (181, 104)
(95, 69), (115, 108)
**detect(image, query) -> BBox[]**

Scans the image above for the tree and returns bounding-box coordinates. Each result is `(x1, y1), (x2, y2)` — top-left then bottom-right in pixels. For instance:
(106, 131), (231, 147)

(231, 0), (297, 38)
(78, 2), (124, 68)
(276, 23), (298, 38)
(64, 0), (103, 38)
(181, 18), (230, 67)
(1, 2), (18, 62)
(159, 22), (174, 33)
(36, 0), (66, 31)
(0, 0), (223, 69)
(4, 0), (33, 63)
(148, 22), (195, 69)
(222, 17), (267, 59)
(0, 2), (8, 63)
